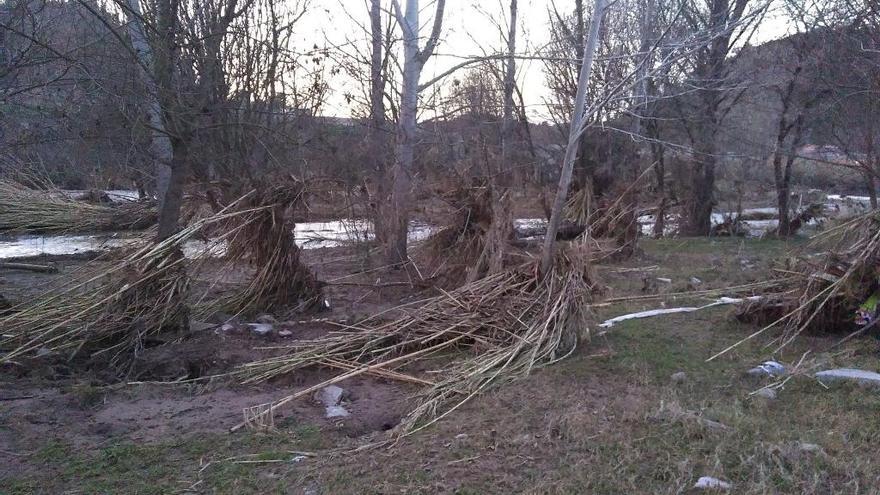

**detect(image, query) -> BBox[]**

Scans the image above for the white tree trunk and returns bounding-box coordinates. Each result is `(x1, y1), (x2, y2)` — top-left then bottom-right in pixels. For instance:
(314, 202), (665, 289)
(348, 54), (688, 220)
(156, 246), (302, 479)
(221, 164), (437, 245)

(125, 0), (174, 211)
(539, 0), (608, 274)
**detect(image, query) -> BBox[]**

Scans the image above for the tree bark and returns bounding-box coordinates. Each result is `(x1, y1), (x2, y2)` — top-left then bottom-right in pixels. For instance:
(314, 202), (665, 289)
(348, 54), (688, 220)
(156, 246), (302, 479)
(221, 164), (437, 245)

(124, 0), (174, 211)
(369, 0), (389, 244)
(499, 0), (518, 186)
(385, 0), (445, 266)
(540, 0), (608, 274)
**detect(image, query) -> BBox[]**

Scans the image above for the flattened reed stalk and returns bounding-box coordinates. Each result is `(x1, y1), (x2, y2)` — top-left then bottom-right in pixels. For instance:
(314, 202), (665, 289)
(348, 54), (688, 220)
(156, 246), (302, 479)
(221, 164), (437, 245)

(417, 181), (514, 287)
(202, 183), (321, 316)
(0, 180), (157, 234)
(0, 204), (261, 367)
(716, 211), (880, 359)
(235, 244), (598, 435)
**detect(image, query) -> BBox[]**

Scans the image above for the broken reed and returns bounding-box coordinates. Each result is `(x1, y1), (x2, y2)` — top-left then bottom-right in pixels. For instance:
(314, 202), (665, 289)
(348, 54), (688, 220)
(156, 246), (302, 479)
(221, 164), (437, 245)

(416, 180), (513, 287)
(0, 201), (272, 366)
(0, 180), (157, 234)
(195, 183), (322, 318)
(716, 210), (880, 359)
(235, 245), (597, 435)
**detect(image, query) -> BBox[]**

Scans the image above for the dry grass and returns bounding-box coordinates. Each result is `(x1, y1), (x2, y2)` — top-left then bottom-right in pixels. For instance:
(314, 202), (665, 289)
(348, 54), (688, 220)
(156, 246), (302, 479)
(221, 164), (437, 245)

(0, 200), (268, 369)
(416, 180), (514, 287)
(0, 179), (156, 234)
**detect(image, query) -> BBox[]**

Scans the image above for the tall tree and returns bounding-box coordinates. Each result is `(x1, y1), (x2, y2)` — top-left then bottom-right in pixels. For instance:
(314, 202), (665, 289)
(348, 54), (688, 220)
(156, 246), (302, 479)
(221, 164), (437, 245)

(384, 0), (446, 265)
(678, 0), (763, 236)
(541, 0), (609, 274)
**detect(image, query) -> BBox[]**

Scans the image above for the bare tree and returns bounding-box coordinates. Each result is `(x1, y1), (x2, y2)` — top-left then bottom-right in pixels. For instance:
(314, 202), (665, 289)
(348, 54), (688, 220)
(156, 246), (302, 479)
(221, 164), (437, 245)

(384, 0), (446, 265)
(677, 0), (767, 236)
(541, 0), (609, 274)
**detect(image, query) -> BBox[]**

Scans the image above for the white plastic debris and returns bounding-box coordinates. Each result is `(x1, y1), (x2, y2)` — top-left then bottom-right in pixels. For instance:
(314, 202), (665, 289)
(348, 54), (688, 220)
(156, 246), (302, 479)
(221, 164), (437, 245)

(815, 368), (880, 387)
(599, 297), (761, 328)
(694, 476), (732, 490)
(747, 360), (786, 377)
(315, 385), (350, 418)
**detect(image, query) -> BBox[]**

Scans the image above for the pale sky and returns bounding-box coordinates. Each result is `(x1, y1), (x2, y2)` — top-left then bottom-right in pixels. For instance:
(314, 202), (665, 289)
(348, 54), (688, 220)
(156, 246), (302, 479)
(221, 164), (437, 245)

(296, 0), (793, 120)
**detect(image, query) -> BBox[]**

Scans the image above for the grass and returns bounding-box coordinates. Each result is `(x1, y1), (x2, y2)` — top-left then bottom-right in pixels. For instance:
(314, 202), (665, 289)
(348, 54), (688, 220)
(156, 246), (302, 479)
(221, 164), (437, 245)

(4, 235), (880, 493)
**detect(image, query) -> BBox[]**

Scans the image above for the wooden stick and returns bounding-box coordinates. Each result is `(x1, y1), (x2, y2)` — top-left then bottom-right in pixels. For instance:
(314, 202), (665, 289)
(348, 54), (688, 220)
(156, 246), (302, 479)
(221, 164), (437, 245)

(0, 262), (58, 273)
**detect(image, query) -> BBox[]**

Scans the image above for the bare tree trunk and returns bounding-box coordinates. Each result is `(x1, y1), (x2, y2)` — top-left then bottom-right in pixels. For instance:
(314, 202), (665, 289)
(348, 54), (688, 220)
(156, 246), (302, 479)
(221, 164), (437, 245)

(540, 0), (608, 274)
(386, 0), (420, 265)
(369, 0), (388, 244)
(499, 0), (518, 185)
(124, 0), (173, 210)
(385, 0), (445, 265)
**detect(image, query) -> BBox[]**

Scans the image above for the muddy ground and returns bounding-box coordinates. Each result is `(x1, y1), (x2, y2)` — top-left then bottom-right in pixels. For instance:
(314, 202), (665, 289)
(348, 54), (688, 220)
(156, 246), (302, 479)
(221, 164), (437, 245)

(2, 238), (880, 494)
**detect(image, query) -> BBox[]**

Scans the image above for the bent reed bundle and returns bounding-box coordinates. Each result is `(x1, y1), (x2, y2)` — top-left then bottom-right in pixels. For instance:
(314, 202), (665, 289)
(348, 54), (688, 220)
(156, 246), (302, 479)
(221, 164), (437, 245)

(0, 180), (156, 234)
(416, 179), (514, 287)
(236, 244), (598, 435)
(0, 202), (269, 368)
(196, 182), (322, 317)
(725, 211), (880, 356)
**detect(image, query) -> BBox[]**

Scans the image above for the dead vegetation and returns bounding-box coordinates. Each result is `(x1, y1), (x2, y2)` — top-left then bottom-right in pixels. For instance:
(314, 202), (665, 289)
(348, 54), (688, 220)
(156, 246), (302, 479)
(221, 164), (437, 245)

(416, 179), (514, 287)
(731, 210), (880, 352)
(197, 183), (323, 318)
(236, 243), (599, 436)
(0, 179), (157, 234)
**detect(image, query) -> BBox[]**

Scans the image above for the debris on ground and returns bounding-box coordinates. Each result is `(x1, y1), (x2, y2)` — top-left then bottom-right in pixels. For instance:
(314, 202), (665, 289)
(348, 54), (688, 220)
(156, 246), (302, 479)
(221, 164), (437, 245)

(599, 297), (759, 328)
(746, 360), (786, 377)
(694, 476), (732, 490)
(670, 371), (687, 384)
(815, 368), (880, 387)
(247, 323), (273, 335)
(314, 385), (350, 419)
(754, 387), (777, 400)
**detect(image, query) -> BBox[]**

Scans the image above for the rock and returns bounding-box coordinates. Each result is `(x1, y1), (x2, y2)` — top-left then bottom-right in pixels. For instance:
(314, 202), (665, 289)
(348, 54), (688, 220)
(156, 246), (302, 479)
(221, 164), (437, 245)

(746, 361), (786, 377)
(247, 323), (273, 335)
(694, 476), (731, 490)
(689, 277), (703, 286)
(754, 387), (777, 399)
(278, 330), (293, 337)
(256, 314), (278, 324)
(219, 323), (236, 333)
(315, 385), (345, 405)
(314, 385), (350, 419)
(324, 405), (350, 418)
(670, 371), (688, 384)
(815, 368), (880, 387)
(454, 433), (469, 440)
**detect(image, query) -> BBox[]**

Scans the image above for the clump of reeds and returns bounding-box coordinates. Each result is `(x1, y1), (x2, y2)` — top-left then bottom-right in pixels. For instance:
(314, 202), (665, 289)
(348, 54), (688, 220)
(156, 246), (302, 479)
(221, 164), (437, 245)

(721, 211), (880, 357)
(0, 180), (156, 234)
(417, 179), (514, 287)
(0, 201), (262, 368)
(234, 243), (598, 435)
(198, 182), (322, 317)
(0, 227), (194, 367)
